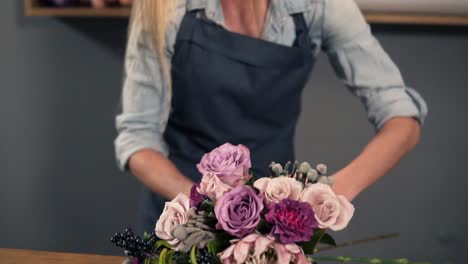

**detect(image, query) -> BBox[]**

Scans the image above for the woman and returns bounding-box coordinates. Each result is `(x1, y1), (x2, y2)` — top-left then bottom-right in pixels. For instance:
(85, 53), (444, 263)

(115, 0), (428, 234)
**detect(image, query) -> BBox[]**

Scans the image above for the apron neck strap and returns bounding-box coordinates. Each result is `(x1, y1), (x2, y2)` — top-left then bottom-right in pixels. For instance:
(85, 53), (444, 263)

(291, 13), (312, 50)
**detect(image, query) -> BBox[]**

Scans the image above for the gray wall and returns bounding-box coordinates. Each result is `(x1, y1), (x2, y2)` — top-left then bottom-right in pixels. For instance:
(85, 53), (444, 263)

(1, 1), (467, 263)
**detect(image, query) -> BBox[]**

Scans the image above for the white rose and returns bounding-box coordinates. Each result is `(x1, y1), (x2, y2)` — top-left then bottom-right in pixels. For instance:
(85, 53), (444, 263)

(155, 193), (190, 248)
(197, 173), (233, 202)
(300, 183), (355, 231)
(253, 176), (303, 204)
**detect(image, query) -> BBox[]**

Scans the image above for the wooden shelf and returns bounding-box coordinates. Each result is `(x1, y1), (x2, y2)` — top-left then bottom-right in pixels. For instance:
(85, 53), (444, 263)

(25, 0), (131, 18)
(24, 0), (468, 26)
(364, 11), (468, 26)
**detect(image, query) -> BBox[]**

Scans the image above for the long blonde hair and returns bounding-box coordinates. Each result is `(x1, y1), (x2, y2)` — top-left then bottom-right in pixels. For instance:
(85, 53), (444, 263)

(129, 0), (177, 91)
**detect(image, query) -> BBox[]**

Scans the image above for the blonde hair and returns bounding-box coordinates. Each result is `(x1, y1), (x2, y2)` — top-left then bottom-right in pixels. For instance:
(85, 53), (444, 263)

(129, 0), (177, 92)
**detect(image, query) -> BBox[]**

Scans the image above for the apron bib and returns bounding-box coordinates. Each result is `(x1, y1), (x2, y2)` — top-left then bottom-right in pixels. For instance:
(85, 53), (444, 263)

(138, 10), (315, 233)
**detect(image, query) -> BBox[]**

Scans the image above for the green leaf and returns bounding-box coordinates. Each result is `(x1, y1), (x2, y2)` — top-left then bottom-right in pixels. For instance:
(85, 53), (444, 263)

(143, 232), (150, 241)
(300, 229), (326, 254)
(207, 238), (230, 255)
(155, 240), (171, 250)
(256, 219), (272, 234)
(206, 240), (216, 255)
(200, 200), (215, 213)
(337, 256), (352, 262)
(246, 169), (255, 186)
(319, 233), (337, 246)
(159, 248), (168, 264)
(165, 250), (175, 264)
(190, 244), (198, 264)
(308, 256), (432, 264)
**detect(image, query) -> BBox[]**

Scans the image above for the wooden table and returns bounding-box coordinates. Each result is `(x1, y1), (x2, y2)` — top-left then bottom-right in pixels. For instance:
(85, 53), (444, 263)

(0, 248), (125, 264)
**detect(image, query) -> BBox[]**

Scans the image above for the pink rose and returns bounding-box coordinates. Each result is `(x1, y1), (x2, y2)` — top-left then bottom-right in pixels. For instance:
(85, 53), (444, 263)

(273, 243), (310, 264)
(155, 194), (190, 249)
(218, 234), (309, 264)
(197, 143), (252, 187)
(253, 176), (303, 204)
(300, 183), (355, 231)
(197, 173), (233, 202)
(218, 234), (275, 264)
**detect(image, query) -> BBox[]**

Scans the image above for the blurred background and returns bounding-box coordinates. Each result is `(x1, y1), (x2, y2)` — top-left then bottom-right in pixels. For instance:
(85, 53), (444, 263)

(1, 1), (468, 263)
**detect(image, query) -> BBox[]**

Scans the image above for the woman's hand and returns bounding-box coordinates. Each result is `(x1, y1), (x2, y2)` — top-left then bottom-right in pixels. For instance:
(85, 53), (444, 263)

(330, 117), (421, 202)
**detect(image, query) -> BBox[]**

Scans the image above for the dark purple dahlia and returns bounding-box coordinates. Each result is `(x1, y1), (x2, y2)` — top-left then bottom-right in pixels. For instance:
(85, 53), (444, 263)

(265, 199), (318, 244)
(189, 183), (206, 210)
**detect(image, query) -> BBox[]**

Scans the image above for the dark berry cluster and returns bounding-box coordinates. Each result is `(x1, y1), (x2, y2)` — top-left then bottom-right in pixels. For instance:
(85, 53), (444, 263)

(111, 228), (158, 259)
(195, 248), (214, 264)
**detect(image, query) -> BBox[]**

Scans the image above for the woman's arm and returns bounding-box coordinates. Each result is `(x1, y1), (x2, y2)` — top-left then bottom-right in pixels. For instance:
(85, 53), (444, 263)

(115, 7), (193, 200)
(332, 117), (420, 201)
(129, 150), (193, 199)
(320, 0), (428, 200)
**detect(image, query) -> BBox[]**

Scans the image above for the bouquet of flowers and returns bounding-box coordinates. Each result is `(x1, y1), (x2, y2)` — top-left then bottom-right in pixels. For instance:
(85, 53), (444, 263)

(112, 143), (430, 264)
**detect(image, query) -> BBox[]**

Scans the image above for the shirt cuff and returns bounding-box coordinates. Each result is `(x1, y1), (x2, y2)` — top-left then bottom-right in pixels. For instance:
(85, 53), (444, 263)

(114, 131), (168, 171)
(367, 87), (428, 130)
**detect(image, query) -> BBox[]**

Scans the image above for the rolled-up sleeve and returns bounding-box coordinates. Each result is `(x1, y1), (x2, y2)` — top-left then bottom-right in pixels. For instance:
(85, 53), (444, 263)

(321, 0), (428, 130)
(114, 20), (170, 171)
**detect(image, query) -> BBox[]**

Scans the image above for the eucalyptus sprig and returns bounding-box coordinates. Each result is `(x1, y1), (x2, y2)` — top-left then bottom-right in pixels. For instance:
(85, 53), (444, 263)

(269, 161), (334, 186)
(171, 209), (216, 252)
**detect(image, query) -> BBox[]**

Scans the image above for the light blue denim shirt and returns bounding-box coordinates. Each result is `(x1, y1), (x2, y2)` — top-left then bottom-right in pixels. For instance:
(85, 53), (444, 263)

(115, 0), (428, 170)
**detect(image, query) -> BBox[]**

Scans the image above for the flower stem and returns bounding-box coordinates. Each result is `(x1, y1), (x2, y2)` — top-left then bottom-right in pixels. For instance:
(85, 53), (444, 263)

(316, 233), (399, 253)
(308, 256), (431, 264)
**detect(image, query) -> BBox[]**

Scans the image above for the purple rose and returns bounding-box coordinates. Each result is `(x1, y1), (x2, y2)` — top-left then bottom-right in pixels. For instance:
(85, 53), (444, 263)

(215, 186), (264, 238)
(265, 199), (318, 244)
(197, 143), (252, 187)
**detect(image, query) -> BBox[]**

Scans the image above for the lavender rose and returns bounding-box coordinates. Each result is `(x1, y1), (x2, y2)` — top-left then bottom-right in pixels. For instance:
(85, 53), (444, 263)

(215, 186), (264, 238)
(197, 143), (251, 187)
(300, 183), (355, 231)
(155, 194), (190, 249)
(265, 199), (318, 244)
